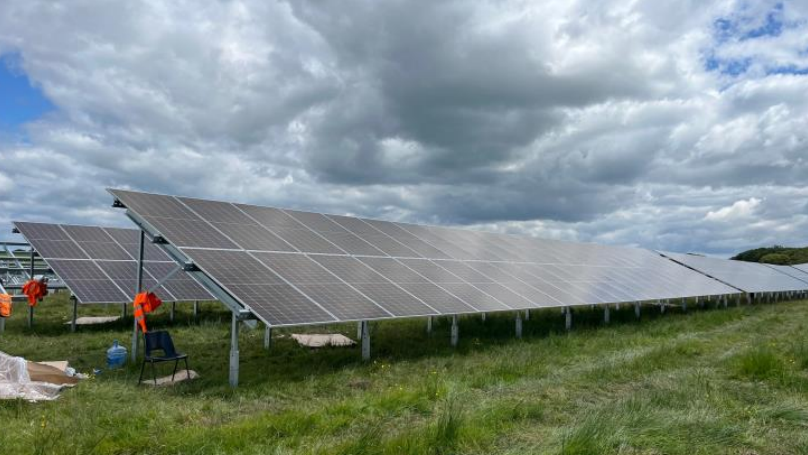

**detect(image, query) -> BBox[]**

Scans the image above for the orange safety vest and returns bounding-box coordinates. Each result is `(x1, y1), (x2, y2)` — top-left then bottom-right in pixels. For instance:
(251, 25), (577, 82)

(133, 292), (163, 333)
(22, 280), (48, 307)
(0, 294), (11, 318)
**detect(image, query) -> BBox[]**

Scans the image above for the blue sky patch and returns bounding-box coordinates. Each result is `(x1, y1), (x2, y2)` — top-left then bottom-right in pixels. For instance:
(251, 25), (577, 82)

(0, 53), (54, 130)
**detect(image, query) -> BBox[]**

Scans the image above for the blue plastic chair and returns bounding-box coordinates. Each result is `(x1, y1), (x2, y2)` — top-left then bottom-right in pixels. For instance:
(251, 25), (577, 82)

(138, 331), (190, 385)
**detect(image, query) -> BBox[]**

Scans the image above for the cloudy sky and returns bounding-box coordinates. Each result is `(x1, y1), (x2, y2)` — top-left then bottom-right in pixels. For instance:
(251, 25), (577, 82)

(0, 0), (806, 256)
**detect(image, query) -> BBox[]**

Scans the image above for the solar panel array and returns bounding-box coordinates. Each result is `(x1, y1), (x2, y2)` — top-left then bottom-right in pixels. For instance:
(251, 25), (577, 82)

(12, 222), (213, 304)
(793, 263), (808, 276)
(109, 189), (738, 327)
(660, 252), (808, 293)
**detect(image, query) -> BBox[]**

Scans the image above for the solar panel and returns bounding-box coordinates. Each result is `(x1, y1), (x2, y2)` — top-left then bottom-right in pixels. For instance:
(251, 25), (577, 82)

(661, 252), (808, 293)
(108, 189), (742, 327)
(793, 263), (808, 275)
(13, 221), (213, 304)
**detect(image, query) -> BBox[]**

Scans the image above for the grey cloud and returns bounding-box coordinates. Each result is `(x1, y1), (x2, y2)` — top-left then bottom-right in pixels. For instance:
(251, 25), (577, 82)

(0, 0), (807, 257)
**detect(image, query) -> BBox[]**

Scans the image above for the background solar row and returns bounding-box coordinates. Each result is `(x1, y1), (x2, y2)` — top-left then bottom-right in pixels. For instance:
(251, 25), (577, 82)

(13, 221), (213, 304)
(109, 189), (741, 327)
(794, 264), (808, 275)
(660, 252), (808, 293)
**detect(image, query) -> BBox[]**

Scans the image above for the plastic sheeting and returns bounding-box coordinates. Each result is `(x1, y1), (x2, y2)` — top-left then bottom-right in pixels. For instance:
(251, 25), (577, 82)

(0, 351), (66, 401)
(291, 333), (356, 348)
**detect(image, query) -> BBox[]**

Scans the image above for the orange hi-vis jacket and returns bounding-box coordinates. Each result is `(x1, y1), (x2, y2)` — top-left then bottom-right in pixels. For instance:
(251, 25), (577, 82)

(22, 280), (48, 307)
(0, 293), (11, 318)
(133, 292), (163, 333)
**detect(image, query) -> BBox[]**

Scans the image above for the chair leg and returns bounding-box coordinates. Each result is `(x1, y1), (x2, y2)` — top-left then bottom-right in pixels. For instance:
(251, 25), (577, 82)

(138, 361), (146, 385)
(151, 361), (158, 386)
(172, 360), (179, 382)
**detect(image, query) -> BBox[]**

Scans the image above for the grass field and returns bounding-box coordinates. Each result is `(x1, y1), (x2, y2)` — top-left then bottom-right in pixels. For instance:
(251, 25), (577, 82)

(2, 292), (808, 454)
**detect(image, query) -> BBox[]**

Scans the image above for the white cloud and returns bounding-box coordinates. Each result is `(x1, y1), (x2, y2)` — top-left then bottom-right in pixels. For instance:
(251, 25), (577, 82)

(0, 0), (806, 256)
(0, 171), (13, 194)
(705, 197), (762, 221)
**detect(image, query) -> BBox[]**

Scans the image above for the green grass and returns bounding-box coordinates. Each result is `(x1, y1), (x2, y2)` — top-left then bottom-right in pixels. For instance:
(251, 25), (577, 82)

(2, 293), (808, 454)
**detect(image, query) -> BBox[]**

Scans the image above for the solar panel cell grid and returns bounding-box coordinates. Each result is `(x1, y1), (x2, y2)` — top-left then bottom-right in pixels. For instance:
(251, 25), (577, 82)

(76, 241), (133, 260)
(29, 239), (89, 259)
(313, 230), (387, 256)
(234, 284), (336, 326)
(252, 252), (342, 284)
(295, 283), (390, 320)
(142, 215), (239, 249)
(309, 256), (389, 283)
(212, 223), (296, 252)
(178, 197), (257, 224)
(264, 227), (345, 255)
(349, 282), (438, 316)
(13, 222), (71, 241)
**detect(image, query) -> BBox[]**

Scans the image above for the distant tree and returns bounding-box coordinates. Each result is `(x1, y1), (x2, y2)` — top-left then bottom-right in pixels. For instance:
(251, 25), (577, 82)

(759, 253), (791, 265)
(732, 246), (808, 265)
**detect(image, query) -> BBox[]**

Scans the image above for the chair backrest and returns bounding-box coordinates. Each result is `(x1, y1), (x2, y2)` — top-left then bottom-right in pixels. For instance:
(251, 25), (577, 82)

(143, 331), (178, 357)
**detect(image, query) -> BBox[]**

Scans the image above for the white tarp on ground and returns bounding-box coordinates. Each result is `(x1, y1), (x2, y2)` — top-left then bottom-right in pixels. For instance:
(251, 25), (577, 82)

(63, 316), (120, 326)
(291, 333), (356, 348)
(0, 351), (68, 401)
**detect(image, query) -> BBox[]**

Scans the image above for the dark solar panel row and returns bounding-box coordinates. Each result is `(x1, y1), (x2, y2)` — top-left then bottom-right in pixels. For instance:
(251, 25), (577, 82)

(13, 221), (212, 304)
(108, 190), (749, 327)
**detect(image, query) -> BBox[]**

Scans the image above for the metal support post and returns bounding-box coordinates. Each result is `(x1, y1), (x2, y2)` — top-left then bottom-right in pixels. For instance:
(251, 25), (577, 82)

(357, 321), (363, 340)
(263, 325), (272, 350)
(170, 302), (176, 323)
(131, 231), (145, 362)
(361, 321), (370, 360)
(515, 312), (523, 338)
(604, 305), (610, 324)
(193, 300), (199, 318)
(660, 300), (666, 314)
(70, 296), (78, 333)
(565, 307), (572, 331)
(481, 313), (486, 322)
(635, 301), (641, 319)
(450, 315), (459, 347)
(681, 297), (687, 312)
(616, 303), (621, 310)
(723, 295), (728, 309)
(524, 309), (530, 321)
(229, 312), (240, 387)
(426, 316), (433, 334)
(28, 249), (35, 328)
(0, 316), (4, 334)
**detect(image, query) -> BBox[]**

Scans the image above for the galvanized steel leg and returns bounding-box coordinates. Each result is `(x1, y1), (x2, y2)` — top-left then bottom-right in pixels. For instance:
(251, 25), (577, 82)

(427, 316), (433, 334)
(28, 306), (34, 328)
(71, 296), (78, 333)
(263, 325), (272, 350)
(565, 307), (572, 331)
(450, 315), (459, 347)
(681, 297), (687, 312)
(660, 300), (666, 314)
(635, 302), (641, 319)
(481, 313), (486, 322)
(515, 312), (523, 338)
(193, 301), (199, 318)
(357, 321), (363, 340)
(616, 303), (621, 310)
(524, 309), (530, 321)
(723, 295), (728, 309)
(604, 305), (610, 324)
(0, 317), (4, 334)
(229, 312), (239, 387)
(361, 320), (371, 360)
(132, 231), (145, 362)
